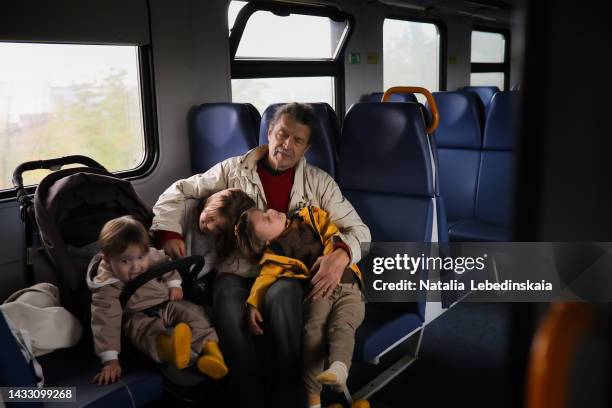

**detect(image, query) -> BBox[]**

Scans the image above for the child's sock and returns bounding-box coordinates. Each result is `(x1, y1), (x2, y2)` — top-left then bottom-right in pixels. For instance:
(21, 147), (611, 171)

(155, 322), (192, 369)
(307, 393), (321, 408)
(196, 340), (228, 379)
(316, 361), (348, 388)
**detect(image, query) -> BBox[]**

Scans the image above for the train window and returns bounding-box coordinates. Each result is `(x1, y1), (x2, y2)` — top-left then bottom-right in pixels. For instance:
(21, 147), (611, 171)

(228, 1), (248, 31)
(471, 31), (505, 63)
(234, 11), (346, 59)
(0, 42), (149, 191)
(229, 2), (353, 114)
(383, 18), (441, 103)
(470, 72), (505, 89)
(232, 77), (334, 115)
(470, 29), (510, 90)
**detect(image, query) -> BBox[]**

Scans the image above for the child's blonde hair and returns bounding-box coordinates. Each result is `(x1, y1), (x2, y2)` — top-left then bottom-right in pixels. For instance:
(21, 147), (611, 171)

(234, 208), (267, 263)
(99, 215), (149, 257)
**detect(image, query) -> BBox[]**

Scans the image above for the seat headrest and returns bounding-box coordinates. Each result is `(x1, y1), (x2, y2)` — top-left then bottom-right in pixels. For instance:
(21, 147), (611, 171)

(365, 92), (417, 103)
(338, 102), (434, 196)
(461, 86), (500, 111)
(259, 102), (339, 177)
(431, 92), (483, 149)
(483, 91), (519, 150)
(190, 103), (260, 173)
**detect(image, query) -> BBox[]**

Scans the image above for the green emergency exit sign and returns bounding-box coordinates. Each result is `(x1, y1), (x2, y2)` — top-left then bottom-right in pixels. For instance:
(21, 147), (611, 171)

(348, 52), (361, 64)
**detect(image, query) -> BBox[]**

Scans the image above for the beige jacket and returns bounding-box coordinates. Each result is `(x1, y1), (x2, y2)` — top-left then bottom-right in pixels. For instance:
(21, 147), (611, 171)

(86, 248), (181, 363)
(151, 146), (371, 277)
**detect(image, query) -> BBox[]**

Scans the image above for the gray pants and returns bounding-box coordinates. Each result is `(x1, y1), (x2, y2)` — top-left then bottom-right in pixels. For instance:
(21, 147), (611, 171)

(123, 299), (218, 363)
(303, 282), (365, 395)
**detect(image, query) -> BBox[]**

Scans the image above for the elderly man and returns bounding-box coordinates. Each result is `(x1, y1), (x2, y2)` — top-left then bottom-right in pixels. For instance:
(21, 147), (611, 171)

(151, 102), (370, 407)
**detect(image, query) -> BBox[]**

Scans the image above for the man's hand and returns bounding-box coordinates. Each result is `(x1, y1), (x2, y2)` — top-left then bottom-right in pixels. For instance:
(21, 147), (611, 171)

(93, 360), (122, 385)
(169, 287), (183, 301)
(247, 306), (264, 335)
(163, 239), (185, 260)
(308, 249), (350, 300)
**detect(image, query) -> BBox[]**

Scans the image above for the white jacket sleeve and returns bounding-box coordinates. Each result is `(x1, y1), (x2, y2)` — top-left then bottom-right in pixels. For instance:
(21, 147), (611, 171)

(315, 172), (371, 264)
(150, 162), (229, 235)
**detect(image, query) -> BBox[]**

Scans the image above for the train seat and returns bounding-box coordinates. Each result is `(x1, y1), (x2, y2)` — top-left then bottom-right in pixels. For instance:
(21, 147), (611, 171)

(0, 313), (163, 407)
(363, 92), (417, 103)
(190, 103), (260, 173)
(338, 102), (446, 362)
(430, 91), (483, 237)
(460, 85), (500, 115)
(259, 102), (339, 177)
(449, 91), (518, 241)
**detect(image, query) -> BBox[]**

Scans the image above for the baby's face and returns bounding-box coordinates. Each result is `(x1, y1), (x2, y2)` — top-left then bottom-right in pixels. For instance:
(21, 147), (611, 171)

(250, 209), (287, 242)
(108, 244), (150, 282)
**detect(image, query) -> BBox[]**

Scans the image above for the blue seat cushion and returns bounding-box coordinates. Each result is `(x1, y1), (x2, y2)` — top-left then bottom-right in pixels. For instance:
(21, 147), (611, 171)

(448, 219), (511, 242)
(39, 341), (163, 407)
(354, 303), (422, 362)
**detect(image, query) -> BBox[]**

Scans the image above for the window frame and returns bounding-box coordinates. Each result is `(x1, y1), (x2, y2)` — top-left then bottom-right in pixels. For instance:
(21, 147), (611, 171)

(470, 27), (511, 90)
(0, 42), (159, 201)
(229, 1), (354, 116)
(383, 15), (448, 92)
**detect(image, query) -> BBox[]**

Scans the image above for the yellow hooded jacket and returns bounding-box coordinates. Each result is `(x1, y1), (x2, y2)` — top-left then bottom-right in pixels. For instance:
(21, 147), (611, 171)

(246, 206), (362, 311)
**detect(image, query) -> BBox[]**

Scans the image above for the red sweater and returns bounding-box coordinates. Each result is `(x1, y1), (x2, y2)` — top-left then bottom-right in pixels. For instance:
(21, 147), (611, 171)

(256, 158), (294, 213)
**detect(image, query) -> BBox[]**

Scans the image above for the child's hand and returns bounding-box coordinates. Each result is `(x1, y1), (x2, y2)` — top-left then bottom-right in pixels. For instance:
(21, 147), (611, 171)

(169, 287), (183, 301)
(248, 306), (264, 335)
(93, 360), (122, 385)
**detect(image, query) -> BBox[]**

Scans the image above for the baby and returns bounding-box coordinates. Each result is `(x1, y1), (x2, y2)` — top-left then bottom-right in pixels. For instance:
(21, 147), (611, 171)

(87, 215), (228, 385)
(234, 205), (365, 408)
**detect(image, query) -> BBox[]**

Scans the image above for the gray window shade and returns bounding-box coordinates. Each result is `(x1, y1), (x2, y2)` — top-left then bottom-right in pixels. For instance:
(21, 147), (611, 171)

(0, 0), (150, 45)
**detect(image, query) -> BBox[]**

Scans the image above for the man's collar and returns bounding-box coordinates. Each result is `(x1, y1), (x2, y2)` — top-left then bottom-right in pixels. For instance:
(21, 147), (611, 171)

(258, 156), (294, 176)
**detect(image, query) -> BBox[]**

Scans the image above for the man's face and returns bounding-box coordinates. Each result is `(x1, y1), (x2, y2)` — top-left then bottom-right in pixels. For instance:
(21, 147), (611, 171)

(267, 114), (311, 171)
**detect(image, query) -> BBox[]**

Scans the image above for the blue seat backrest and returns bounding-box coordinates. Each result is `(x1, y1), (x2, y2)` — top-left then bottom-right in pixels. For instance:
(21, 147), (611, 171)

(339, 102), (444, 314)
(461, 86), (500, 115)
(475, 91), (518, 227)
(259, 103), (339, 177)
(365, 92), (417, 103)
(430, 91), (483, 223)
(190, 103), (260, 173)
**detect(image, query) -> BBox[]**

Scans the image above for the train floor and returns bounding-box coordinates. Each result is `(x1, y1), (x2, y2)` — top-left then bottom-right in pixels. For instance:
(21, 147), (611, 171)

(368, 302), (512, 408)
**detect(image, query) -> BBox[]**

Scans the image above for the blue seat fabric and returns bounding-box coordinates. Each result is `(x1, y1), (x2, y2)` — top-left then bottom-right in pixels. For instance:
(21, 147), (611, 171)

(436, 91), (517, 241)
(365, 92), (417, 103)
(190, 103), (260, 173)
(430, 92), (483, 225)
(339, 102), (447, 362)
(460, 86), (500, 114)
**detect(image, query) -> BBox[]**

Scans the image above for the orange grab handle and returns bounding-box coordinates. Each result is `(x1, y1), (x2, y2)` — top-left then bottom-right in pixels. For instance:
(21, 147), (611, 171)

(382, 86), (440, 134)
(526, 302), (594, 408)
